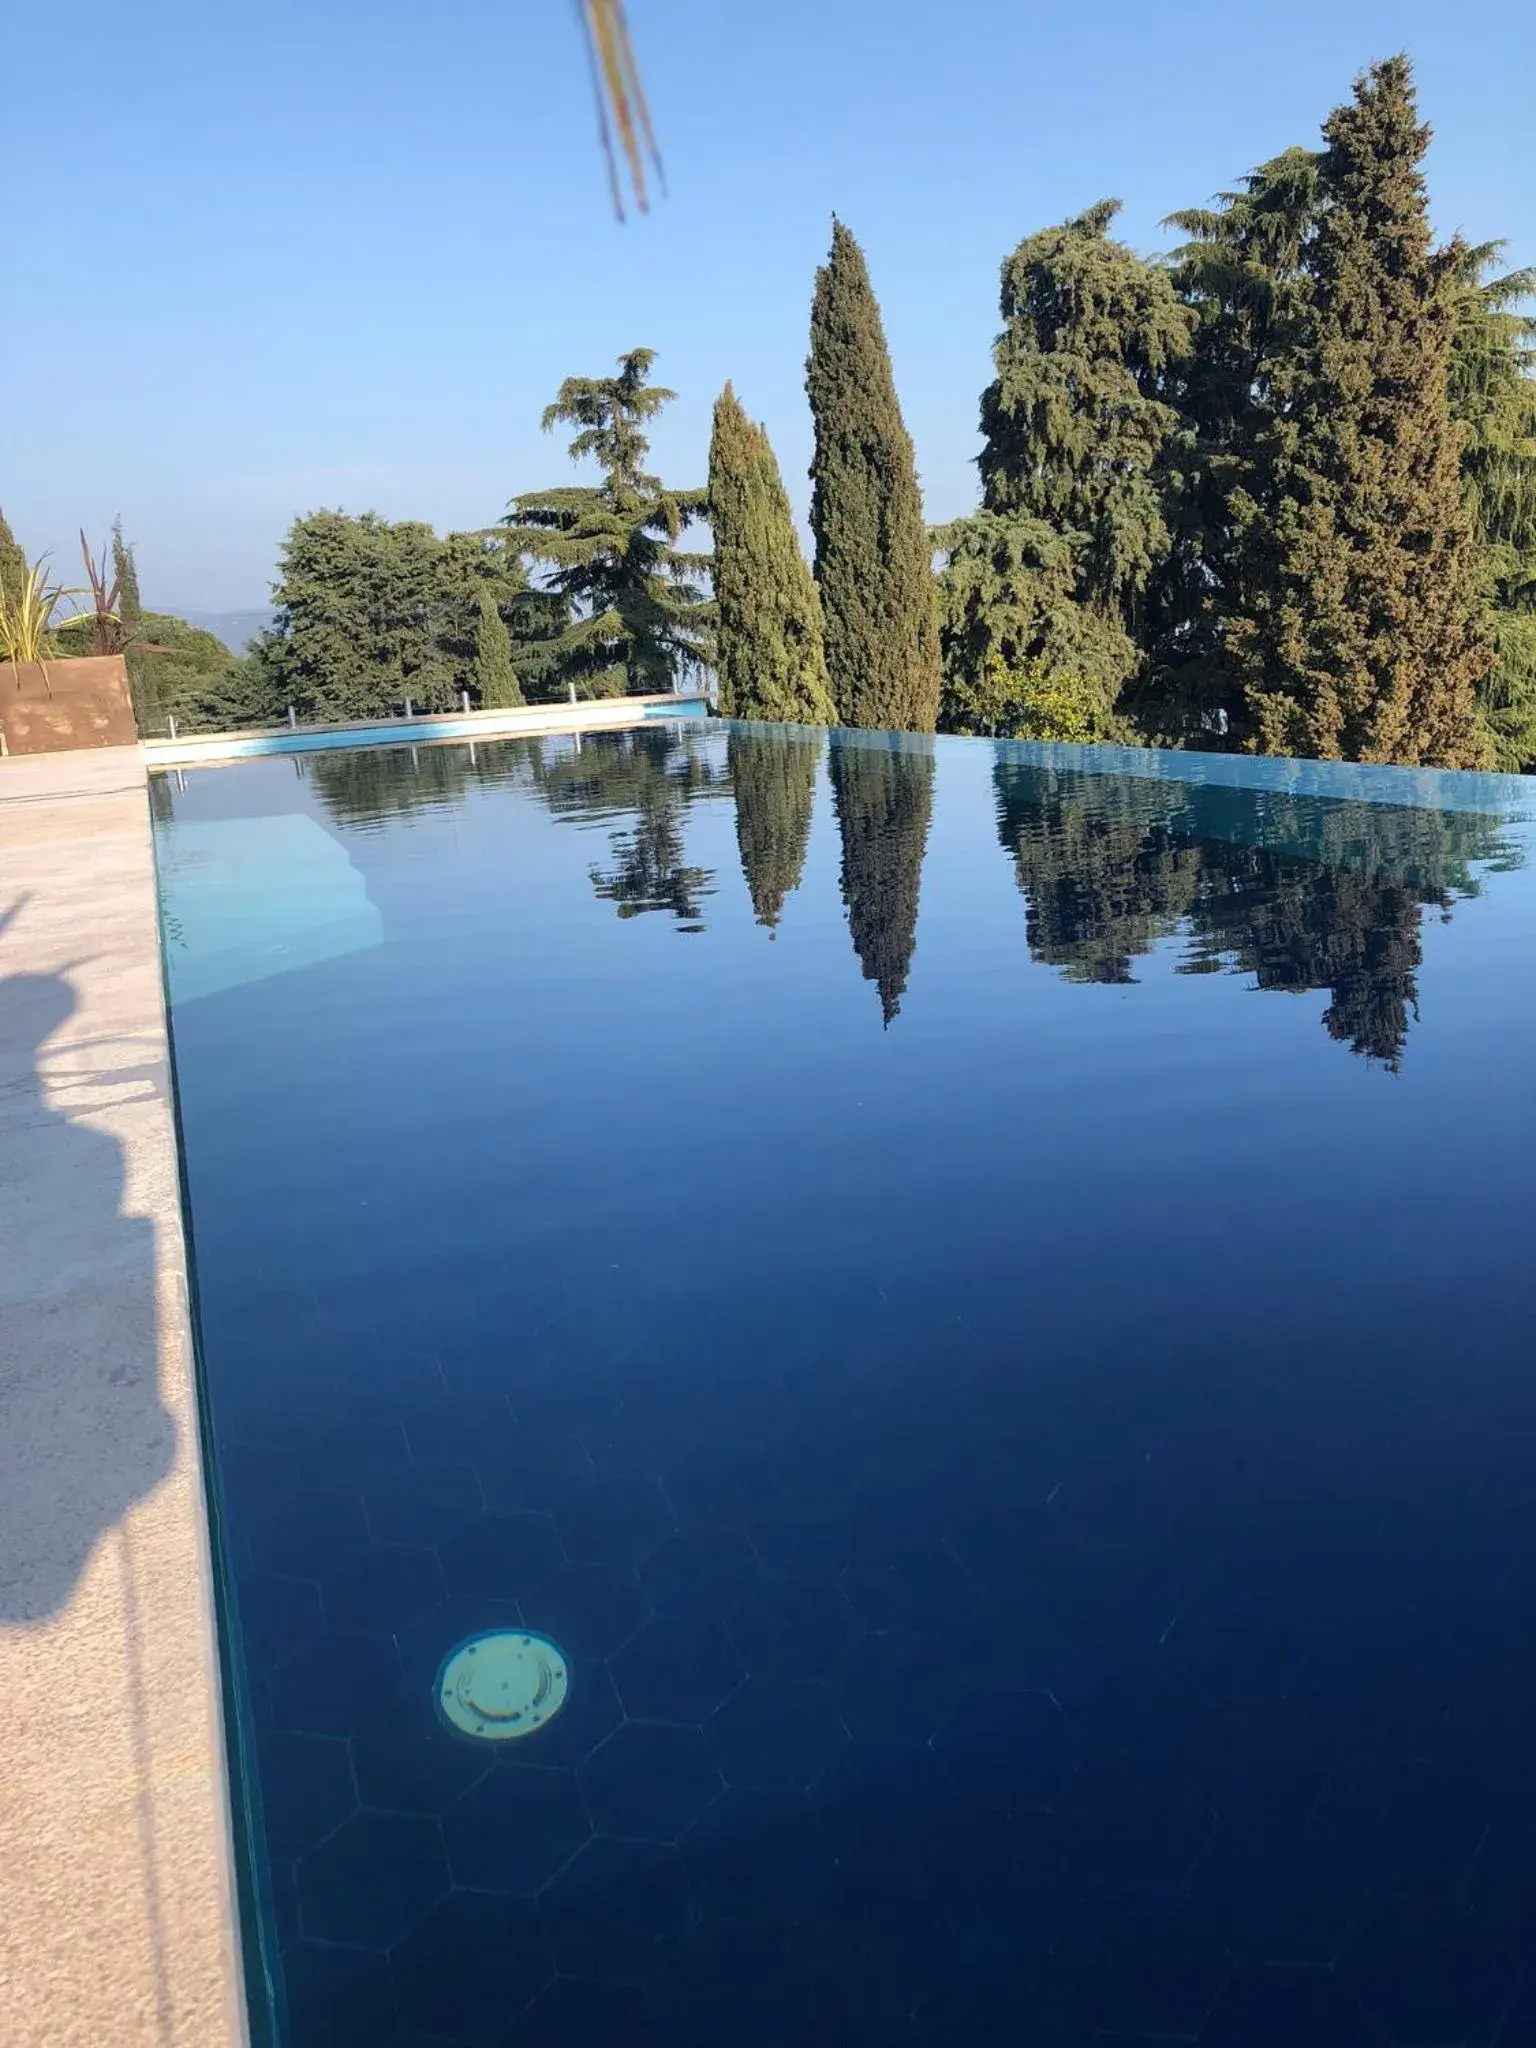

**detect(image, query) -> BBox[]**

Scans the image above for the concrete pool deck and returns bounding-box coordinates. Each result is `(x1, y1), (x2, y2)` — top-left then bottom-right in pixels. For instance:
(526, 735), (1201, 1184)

(0, 748), (245, 2047)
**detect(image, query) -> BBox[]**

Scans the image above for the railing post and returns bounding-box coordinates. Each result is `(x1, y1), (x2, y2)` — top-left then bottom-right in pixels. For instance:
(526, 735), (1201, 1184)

(461, 691), (471, 714)
(287, 704), (298, 730)
(167, 714), (178, 739)
(404, 696), (414, 720)
(568, 680), (577, 707)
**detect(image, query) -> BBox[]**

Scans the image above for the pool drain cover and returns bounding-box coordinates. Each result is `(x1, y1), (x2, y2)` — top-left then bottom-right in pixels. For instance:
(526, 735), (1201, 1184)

(435, 1630), (569, 1742)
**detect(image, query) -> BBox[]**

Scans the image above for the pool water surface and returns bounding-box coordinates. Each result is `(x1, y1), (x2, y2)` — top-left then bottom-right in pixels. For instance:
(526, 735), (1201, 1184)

(152, 722), (1536, 2047)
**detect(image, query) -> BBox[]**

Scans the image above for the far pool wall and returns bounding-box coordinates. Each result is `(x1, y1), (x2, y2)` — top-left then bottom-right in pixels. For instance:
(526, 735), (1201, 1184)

(145, 693), (710, 767)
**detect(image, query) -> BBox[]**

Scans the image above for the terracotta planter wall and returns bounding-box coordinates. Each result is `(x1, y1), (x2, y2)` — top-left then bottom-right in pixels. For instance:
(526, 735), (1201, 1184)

(0, 656), (138, 755)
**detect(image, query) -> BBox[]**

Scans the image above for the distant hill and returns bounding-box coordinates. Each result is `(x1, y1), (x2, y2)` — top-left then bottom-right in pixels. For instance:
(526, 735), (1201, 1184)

(160, 608), (275, 653)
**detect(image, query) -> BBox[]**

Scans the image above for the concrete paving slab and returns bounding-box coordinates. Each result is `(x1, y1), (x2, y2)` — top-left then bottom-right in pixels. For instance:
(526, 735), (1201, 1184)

(0, 748), (246, 2046)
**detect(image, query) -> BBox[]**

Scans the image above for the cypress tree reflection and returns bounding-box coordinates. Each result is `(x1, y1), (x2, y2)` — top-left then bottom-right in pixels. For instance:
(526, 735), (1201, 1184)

(830, 733), (935, 1024)
(729, 726), (822, 934)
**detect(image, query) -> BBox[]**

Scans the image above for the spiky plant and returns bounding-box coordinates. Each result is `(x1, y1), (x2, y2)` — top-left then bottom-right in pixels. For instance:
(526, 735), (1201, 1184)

(0, 556), (78, 690)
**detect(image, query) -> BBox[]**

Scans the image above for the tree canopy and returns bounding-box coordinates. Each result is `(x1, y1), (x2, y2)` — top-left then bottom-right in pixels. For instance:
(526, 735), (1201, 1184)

(472, 587), (524, 709)
(1451, 243), (1536, 769)
(505, 349), (711, 699)
(0, 509), (26, 612)
(1225, 57), (1489, 766)
(933, 56), (1533, 769)
(938, 202), (1190, 741)
(254, 511), (544, 723)
(807, 221), (941, 732)
(709, 384), (834, 724)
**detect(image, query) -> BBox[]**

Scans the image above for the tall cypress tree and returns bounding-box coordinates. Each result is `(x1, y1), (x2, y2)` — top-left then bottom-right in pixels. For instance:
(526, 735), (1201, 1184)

(472, 588), (524, 708)
(112, 517), (142, 642)
(938, 203), (1190, 739)
(729, 728), (821, 933)
(807, 221), (941, 732)
(829, 735), (934, 1024)
(709, 385), (835, 723)
(109, 517), (162, 730)
(1229, 57), (1490, 766)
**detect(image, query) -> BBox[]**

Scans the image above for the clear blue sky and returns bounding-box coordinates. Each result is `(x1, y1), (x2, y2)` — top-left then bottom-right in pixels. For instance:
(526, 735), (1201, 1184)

(8, 0), (1533, 611)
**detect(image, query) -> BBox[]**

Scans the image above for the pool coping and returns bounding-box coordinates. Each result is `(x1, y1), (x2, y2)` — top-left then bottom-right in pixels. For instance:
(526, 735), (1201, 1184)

(0, 747), (247, 2047)
(144, 691), (710, 766)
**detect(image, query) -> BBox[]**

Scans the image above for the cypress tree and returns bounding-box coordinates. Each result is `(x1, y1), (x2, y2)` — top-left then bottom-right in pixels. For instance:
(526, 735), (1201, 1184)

(112, 517), (142, 642)
(729, 728), (821, 933)
(109, 517), (163, 731)
(1229, 57), (1490, 766)
(807, 221), (941, 732)
(938, 203), (1190, 740)
(472, 588), (524, 708)
(709, 385), (835, 723)
(829, 735), (934, 1024)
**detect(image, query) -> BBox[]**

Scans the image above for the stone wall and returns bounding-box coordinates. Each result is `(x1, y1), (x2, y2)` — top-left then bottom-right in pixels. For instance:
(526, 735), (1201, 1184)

(0, 656), (137, 755)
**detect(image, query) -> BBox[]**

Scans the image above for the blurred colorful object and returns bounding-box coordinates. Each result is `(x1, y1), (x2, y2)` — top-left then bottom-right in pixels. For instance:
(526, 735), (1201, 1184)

(579, 0), (663, 220)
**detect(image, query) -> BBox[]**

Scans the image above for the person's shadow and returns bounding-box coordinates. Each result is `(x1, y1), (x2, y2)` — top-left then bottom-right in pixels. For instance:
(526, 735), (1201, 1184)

(0, 969), (177, 1623)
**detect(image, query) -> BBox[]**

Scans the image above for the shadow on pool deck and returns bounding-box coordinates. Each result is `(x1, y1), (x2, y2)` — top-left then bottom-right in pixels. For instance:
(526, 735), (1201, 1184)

(0, 965), (181, 2042)
(0, 969), (176, 1624)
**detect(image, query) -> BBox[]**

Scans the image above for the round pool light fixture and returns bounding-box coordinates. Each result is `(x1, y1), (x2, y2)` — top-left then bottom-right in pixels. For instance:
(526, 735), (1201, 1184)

(435, 1630), (570, 1743)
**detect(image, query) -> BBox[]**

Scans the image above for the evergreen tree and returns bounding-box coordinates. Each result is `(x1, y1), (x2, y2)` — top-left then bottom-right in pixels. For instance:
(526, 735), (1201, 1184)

(937, 203), (1190, 740)
(1149, 148), (1322, 740)
(807, 221), (941, 732)
(1228, 57), (1490, 766)
(1449, 244), (1536, 769)
(506, 349), (711, 699)
(137, 614), (273, 732)
(829, 734), (934, 1023)
(255, 511), (535, 722)
(0, 508), (26, 610)
(934, 515), (1127, 739)
(709, 384), (835, 723)
(729, 727), (821, 932)
(110, 516), (162, 731)
(472, 588), (524, 708)
(112, 518), (142, 641)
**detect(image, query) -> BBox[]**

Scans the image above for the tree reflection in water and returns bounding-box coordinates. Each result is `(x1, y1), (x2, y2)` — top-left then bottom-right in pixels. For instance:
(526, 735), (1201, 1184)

(995, 760), (1513, 1067)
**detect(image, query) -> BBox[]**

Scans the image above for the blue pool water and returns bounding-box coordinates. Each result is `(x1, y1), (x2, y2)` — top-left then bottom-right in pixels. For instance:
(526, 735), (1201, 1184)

(152, 722), (1536, 2047)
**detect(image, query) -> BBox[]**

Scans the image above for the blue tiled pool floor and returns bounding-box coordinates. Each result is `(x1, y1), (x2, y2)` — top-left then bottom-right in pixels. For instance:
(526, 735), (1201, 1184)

(153, 728), (1536, 2046)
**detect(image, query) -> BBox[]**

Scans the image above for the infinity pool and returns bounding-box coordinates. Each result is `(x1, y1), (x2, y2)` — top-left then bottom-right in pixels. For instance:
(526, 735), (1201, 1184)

(153, 722), (1536, 2047)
